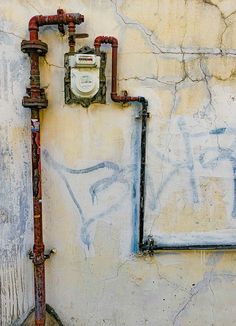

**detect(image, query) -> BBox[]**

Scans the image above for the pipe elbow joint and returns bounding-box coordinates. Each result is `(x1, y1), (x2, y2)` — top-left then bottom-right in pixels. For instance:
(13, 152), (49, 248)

(29, 15), (40, 31)
(111, 93), (121, 102)
(94, 36), (104, 48)
(94, 36), (118, 48)
(138, 97), (148, 105)
(109, 36), (118, 47)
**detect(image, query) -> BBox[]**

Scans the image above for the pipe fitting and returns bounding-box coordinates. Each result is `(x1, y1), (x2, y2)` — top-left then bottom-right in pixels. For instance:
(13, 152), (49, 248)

(94, 36), (118, 48)
(21, 39), (48, 56)
(23, 86), (48, 109)
(94, 35), (147, 105)
(29, 10), (84, 32)
(22, 93), (48, 109)
(22, 9), (85, 110)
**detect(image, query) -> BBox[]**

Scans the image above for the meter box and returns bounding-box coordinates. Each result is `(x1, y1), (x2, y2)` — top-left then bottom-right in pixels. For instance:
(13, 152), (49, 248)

(64, 46), (106, 108)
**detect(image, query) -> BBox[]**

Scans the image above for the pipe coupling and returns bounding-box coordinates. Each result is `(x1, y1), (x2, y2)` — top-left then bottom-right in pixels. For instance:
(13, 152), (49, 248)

(21, 39), (48, 56)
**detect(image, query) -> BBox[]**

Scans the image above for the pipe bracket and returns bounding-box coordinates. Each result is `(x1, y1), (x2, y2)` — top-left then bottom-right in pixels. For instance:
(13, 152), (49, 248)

(44, 248), (57, 260)
(135, 111), (150, 120)
(29, 249), (56, 263)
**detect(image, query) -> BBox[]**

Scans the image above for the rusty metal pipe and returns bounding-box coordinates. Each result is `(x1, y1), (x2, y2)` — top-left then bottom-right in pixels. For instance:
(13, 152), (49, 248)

(21, 9), (84, 326)
(22, 9), (84, 109)
(29, 9), (84, 40)
(94, 36), (149, 250)
(31, 110), (45, 325)
(94, 36), (144, 103)
(68, 21), (76, 53)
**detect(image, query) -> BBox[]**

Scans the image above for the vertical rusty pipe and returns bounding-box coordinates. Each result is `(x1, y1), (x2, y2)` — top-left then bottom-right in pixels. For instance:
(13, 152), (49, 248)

(94, 36), (144, 103)
(68, 21), (76, 53)
(94, 36), (149, 250)
(111, 40), (118, 98)
(30, 53), (41, 99)
(21, 9), (84, 326)
(31, 110), (45, 326)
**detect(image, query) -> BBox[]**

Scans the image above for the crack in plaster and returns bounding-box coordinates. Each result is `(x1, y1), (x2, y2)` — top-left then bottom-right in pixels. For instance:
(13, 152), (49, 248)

(0, 29), (23, 40)
(153, 258), (190, 294)
(24, 0), (41, 14)
(203, 0), (236, 20)
(111, 0), (162, 54)
(172, 254), (218, 326)
(26, 0), (236, 78)
(172, 268), (236, 326)
(101, 259), (130, 282)
(198, 58), (222, 150)
(111, 0), (236, 57)
(172, 253), (223, 326)
(202, 0), (236, 50)
(43, 57), (64, 69)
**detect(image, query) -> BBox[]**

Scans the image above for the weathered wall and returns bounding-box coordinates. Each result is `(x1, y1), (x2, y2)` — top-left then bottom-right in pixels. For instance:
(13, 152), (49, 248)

(1, 0), (236, 325)
(0, 3), (34, 325)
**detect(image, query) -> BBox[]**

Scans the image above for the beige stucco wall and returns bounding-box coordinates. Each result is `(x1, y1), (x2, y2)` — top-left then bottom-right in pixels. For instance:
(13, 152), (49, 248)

(1, 0), (236, 325)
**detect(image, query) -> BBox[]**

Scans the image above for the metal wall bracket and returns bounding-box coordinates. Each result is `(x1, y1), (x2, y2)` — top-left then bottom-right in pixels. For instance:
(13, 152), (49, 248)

(28, 248), (56, 263)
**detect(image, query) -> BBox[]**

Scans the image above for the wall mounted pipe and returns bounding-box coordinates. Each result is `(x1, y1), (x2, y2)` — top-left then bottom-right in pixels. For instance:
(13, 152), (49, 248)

(94, 36), (236, 254)
(22, 9), (84, 109)
(21, 9), (84, 326)
(94, 36), (149, 250)
(94, 36), (145, 103)
(142, 243), (236, 252)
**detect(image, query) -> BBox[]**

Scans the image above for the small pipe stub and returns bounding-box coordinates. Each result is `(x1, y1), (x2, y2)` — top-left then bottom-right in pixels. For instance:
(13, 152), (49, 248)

(21, 39), (48, 56)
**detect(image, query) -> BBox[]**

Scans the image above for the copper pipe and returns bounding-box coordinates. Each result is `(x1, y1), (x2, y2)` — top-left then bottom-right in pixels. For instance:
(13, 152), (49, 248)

(21, 9), (84, 326)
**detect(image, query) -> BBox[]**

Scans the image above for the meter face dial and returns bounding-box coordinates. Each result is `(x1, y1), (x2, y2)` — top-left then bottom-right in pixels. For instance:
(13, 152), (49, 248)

(71, 69), (99, 98)
(77, 73), (95, 93)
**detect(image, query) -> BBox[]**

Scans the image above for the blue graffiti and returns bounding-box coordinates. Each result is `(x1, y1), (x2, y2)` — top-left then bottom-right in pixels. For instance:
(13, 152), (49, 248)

(178, 118), (199, 203)
(147, 118), (236, 220)
(146, 120), (200, 212)
(43, 118), (236, 250)
(199, 146), (236, 217)
(43, 149), (130, 248)
(210, 127), (226, 135)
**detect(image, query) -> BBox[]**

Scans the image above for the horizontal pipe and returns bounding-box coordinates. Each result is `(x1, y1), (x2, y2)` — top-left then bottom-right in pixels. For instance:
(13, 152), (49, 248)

(29, 10), (84, 40)
(141, 244), (236, 251)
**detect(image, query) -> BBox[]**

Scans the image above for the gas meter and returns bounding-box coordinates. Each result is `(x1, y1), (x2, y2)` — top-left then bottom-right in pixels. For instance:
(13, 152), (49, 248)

(64, 46), (106, 107)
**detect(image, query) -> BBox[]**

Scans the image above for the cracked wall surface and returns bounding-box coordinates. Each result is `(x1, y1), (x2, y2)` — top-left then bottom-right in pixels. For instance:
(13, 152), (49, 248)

(1, 0), (236, 325)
